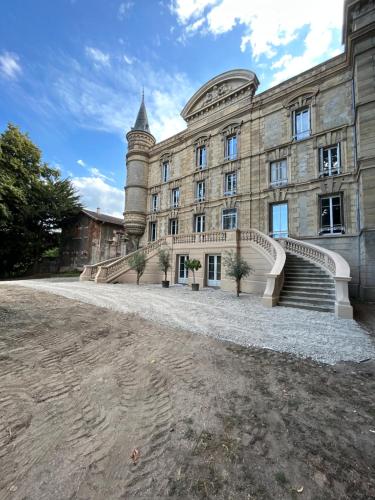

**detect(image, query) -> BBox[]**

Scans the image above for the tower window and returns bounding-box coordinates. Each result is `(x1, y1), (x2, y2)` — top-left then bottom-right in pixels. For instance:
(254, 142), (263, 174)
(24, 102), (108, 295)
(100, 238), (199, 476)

(151, 193), (158, 212)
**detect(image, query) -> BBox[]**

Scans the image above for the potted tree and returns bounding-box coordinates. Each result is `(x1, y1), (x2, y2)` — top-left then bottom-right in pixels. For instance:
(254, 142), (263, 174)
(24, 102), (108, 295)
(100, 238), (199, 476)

(184, 258), (202, 291)
(223, 251), (252, 297)
(158, 248), (171, 288)
(128, 251), (147, 285)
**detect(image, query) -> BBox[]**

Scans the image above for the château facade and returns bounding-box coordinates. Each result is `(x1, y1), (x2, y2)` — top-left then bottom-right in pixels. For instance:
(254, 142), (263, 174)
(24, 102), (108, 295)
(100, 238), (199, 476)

(81, 0), (375, 317)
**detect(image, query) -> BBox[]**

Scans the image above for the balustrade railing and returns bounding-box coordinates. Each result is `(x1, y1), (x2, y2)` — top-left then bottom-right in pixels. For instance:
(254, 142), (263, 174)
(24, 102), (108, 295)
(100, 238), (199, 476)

(80, 256), (122, 281)
(172, 231), (228, 245)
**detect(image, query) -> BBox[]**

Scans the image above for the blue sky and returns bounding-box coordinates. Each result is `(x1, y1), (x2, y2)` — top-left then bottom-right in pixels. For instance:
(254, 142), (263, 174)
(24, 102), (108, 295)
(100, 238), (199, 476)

(0, 0), (344, 217)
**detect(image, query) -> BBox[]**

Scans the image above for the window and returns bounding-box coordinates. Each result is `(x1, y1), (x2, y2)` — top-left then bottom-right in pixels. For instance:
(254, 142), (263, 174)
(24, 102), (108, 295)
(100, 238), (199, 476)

(293, 108), (310, 140)
(196, 181), (206, 202)
(319, 144), (340, 177)
(224, 172), (237, 196)
(196, 145), (207, 169)
(149, 221), (157, 241)
(270, 160), (288, 187)
(169, 218), (178, 235)
(225, 135), (237, 160)
(151, 193), (158, 212)
(162, 161), (170, 182)
(320, 195), (343, 234)
(194, 214), (205, 233)
(270, 203), (288, 238)
(171, 188), (180, 208)
(222, 208), (237, 230)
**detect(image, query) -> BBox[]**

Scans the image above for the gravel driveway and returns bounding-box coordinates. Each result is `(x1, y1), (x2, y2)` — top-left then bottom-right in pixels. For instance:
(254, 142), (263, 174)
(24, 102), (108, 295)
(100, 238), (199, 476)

(2, 278), (374, 364)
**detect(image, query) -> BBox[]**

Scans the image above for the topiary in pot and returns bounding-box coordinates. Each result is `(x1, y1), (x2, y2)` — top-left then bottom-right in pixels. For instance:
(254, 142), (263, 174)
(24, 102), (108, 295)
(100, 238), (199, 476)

(184, 258), (202, 291)
(158, 248), (171, 288)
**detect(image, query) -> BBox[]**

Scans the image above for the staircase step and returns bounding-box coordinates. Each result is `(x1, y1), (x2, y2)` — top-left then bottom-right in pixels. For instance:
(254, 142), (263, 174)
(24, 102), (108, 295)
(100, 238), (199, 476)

(285, 271), (330, 278)
(283, 284), (335, 293)
(286, 278), (334, 285)
(279, 294), (334, 306)
(281, 290), (335, 300)
(278, 300), (334, 313)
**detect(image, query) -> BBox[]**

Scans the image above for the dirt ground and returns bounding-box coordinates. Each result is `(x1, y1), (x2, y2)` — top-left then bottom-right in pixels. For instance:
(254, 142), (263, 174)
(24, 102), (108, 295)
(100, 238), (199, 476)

(0, 287), (374, 500)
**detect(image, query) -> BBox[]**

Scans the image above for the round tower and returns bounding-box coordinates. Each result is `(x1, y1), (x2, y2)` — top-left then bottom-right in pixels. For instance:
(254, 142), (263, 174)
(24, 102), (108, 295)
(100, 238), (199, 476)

(124, 93), (155, 252)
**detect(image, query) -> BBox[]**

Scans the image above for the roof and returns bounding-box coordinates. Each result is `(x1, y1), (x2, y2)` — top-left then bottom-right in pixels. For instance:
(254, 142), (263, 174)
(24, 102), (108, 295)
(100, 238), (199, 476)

(133, 93), (151, 133)
(82, 209), (124, 226)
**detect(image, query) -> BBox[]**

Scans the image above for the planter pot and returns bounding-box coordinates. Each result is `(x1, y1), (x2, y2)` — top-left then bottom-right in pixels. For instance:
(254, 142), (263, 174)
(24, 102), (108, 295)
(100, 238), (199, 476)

(191, 283), (199, 291)
(162, 280), (170, 288)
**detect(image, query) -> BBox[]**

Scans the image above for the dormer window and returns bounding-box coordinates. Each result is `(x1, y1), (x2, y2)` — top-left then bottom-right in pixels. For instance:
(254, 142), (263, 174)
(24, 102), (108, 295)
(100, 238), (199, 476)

(196, 145), (207, 169)
(319, 144), (340, 177)
(293, 107), (310, 140)
(225, 135), (237, 160)
(162, 161), (170, 182)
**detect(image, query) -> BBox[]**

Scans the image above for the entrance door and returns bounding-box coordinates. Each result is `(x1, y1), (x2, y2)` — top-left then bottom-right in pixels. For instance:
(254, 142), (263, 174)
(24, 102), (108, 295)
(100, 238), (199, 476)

(178, 255), (189, 284)
(207, 255), (221, 287)
(271, 203), (288, 238)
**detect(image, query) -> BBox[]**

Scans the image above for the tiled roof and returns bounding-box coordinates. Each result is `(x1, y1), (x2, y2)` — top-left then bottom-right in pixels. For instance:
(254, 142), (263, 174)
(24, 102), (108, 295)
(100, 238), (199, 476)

(82, 209), (124, 226)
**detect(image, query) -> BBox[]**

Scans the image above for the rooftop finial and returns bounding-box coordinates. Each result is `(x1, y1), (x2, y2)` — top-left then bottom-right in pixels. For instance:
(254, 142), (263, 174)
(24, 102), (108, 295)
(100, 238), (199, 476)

(142, 86), (144, 101)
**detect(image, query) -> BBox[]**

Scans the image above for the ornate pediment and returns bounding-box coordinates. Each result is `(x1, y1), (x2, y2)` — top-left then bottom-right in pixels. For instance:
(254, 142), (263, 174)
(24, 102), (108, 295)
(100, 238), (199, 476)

(181, 69), (259, 123)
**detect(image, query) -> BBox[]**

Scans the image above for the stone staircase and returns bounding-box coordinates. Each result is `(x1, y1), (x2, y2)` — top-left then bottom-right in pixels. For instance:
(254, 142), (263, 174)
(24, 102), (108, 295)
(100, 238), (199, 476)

(279, 253), (335, 313)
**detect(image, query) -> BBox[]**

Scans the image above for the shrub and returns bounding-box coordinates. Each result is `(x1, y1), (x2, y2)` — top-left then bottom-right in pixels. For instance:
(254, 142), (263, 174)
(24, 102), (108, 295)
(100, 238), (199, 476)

(128, 251), (147, 285)
(223, 252), (252, 297)
(158, 248), (170, 281)
(184, 258), (202, 284)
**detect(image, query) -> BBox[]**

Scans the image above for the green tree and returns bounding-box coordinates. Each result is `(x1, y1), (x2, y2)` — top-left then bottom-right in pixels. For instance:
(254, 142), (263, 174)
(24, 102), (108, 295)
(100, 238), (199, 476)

(223, 252), (252, 297)
(184, 258), (201, 284)
(0, 123), (81, 277)
(128, 251), (147, 285)
(158, 248), (170, 281)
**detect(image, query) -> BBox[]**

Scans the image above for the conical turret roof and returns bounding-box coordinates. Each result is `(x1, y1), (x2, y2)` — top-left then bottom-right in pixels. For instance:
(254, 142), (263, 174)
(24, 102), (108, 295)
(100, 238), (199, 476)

(133, 91), (150, 133)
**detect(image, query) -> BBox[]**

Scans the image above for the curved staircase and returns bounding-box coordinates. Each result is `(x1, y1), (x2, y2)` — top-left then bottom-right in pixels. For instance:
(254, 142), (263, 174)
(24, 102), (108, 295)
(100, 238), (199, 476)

(279, 253), (336, 313)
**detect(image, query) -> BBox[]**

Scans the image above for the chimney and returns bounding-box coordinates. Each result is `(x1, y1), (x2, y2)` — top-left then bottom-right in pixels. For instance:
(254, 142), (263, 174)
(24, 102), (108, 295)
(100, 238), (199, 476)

(96, 207), (101, 214)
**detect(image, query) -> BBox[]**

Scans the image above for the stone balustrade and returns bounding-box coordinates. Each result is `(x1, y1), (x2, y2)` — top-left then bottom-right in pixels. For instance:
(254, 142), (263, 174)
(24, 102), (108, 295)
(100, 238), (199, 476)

(80, 256), (122, 281)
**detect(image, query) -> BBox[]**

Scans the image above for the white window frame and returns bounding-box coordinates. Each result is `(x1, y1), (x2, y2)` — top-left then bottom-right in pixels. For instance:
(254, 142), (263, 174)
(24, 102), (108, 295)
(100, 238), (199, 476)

(171, 187), (180, 208)
(319, 144), (340, 177)
(196, 181), (206, 202)
(222, 208), (237, 230)
(149, 221), (157, 241)
(293, 107), (310, 140)
(194, 214), (205, 233)
(196, 145), (207, 169)
(169, 218), (178, 235)
(224, 172), (237, 196)
(320, 195), (343, 235)
(270, 159), (288, 187)
(162, 161), (170, 183)
(151, 193), (158, 212)
(225, 135), (237, 160)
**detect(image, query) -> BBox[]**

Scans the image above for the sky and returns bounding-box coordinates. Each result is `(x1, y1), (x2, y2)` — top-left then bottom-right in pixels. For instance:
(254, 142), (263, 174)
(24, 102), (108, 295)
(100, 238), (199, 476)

(0, 0), (344, 217)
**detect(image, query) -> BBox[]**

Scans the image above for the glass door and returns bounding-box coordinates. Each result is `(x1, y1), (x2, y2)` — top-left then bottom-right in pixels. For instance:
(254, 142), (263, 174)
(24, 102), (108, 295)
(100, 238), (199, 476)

(271, 203), (288, 238)
(178, 255), (189, 284)
(207, 255), (221, 287)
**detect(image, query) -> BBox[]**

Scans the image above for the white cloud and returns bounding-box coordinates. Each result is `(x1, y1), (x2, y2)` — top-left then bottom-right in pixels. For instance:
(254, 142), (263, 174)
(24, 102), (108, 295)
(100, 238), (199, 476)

(118, 1), (134, 20)
(72, 176), (124, 217)
(77, 159), (86, 167)
(0, 51), (22, 79)
(123, 53), (134, 65)
(85, 47), (110, 67)
(53, 56), (195, 141)
(172, 0), (344, 83)
(89, 167), (114, 182)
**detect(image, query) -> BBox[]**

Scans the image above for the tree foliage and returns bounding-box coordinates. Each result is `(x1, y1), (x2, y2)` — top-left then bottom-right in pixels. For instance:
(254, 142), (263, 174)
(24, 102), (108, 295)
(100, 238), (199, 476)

(184, 258), (201, 284)
(128, 251), (147, 285)
(223, 251), (252, 297)
(0, 123), (82, 277)
(158, 248), (170, 281)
